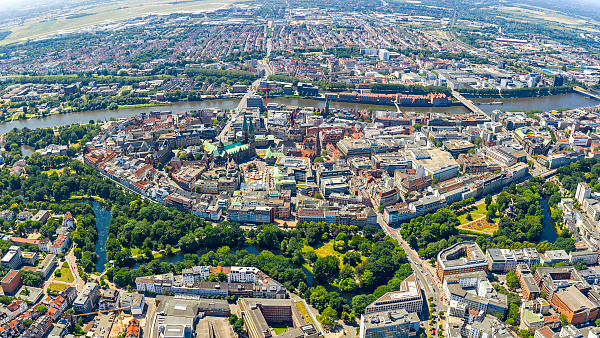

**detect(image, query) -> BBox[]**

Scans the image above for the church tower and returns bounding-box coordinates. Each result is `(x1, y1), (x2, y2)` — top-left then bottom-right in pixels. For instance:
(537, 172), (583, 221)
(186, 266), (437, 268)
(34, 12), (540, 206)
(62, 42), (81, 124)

(247, 116), (256, 156)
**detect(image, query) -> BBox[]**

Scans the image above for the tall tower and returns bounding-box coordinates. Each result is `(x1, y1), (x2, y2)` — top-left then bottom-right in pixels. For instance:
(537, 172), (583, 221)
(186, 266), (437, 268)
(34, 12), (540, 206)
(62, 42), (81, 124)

(248, 117), (256, 156)
(325, 97), (330, 116)
(242, 115), (248, 142)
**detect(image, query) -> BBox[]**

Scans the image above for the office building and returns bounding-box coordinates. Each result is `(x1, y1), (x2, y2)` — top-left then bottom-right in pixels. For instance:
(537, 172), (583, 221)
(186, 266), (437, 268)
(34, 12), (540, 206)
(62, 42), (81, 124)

(359, 309), (419, 338)
(365, 274), (422, 315)
(437, 242), (488, 281)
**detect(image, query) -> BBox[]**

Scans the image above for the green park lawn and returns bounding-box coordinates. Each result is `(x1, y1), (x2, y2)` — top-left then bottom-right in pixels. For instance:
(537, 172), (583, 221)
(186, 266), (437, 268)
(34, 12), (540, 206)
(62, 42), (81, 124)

(54, 266), (74, 283)
(457, 204), (488, 224)
(48, 283), (67, 293)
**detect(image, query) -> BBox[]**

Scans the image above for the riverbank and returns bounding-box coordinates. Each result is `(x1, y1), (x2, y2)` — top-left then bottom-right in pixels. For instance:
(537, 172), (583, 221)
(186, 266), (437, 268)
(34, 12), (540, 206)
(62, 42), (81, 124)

(0, 93), (597, 134)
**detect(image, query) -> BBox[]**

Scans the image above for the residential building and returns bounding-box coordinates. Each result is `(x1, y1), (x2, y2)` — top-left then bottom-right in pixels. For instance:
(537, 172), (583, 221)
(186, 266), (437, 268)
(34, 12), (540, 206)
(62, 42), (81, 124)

(73, 283), (100, 313)
(36, 254), (57, 279)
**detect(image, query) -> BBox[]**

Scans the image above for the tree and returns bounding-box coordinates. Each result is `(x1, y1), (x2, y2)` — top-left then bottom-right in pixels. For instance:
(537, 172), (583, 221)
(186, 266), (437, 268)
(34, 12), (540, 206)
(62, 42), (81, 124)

(319, 306), (338, 327)
(36, 305), (47, 313)
(298, 281), (308, 294)
(313, 256), (340, 283)
(485, 195), (492, 208)
(378, 204), (384, 212)
(305, 251), (318, 264)
(506, 271), (520, 289)
(413, 123), (423, 130)
(218, 271), (227, 281)
(321, 150), (328, 157)
(314, 157), (324, 163)
(518, 330), (531, 338)
(559, 314), (569, 327)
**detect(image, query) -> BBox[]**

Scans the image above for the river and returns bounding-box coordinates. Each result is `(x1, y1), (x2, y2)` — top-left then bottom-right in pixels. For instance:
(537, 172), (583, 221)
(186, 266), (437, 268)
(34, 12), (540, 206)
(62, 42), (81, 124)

(477, 93), (597, 114)
(3, 93), (597, 134)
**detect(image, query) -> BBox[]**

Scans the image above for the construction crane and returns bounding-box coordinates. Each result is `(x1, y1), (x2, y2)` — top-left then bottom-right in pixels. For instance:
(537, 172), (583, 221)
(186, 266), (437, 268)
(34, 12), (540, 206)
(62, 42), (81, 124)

(73, 306), (130, 317)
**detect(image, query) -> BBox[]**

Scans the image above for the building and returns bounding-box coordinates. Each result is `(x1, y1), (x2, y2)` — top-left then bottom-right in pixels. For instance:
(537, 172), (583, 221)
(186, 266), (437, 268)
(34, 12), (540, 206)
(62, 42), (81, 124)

(443, 140), (475, 157)
(227, 206), (274, 224)
(365, 274), (422, 314)
(576, 183), (592, 205)
(119, 293), (146, 316)
(442, 271), (508, 317)
(485, 248), (541, 272)
(0, 270), (21, 295)
(437, 242), (488, 281)
(1, 246), (22, 269)
(0, 210), (13, 222)
(542, 250), (570, 265)
(99, 289), (120, 311)
(516, 264), (541, 301)
(238, 298), (321, 338)
(569, 250), (598, 266)
(73, 282), (101, 313)
(550, 286), (599, 325)
(36, 254), (57, 279)
(31, 210), (50, 224)
(49, 234), (70, 254)
(457, 153), (488, 173)
(359, 309), (420, 338)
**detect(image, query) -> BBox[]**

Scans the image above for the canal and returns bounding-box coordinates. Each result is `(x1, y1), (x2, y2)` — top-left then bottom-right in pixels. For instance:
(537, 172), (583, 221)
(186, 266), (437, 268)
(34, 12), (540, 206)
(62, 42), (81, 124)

(91, 201), (112, 272)
(540, 198), (559, 243)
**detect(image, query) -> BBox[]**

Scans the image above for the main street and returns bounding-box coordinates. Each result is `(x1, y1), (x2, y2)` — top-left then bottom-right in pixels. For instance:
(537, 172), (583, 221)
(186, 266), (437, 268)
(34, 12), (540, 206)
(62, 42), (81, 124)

(376, 214), (444, 310)
(217, 59), (272, 143)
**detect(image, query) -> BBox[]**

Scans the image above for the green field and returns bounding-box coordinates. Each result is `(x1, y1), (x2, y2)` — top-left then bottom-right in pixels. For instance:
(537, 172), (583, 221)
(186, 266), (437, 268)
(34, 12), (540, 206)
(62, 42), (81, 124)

(0, 0), (237, 45)
(457, 204), (488, 224)
(48, 283), (68, 293)
(54, 266), (75, 283)
(302, 240), (340, 259)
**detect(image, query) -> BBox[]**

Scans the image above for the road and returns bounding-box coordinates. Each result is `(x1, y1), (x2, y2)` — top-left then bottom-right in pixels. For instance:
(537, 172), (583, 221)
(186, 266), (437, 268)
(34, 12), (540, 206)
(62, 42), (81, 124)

(66, 245), (85, 291)
(217, 59), (273, 143)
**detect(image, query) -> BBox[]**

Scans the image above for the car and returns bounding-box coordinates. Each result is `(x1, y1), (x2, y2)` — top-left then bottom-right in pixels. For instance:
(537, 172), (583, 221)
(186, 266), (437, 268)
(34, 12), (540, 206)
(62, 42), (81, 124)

(432, 329), (436, 335)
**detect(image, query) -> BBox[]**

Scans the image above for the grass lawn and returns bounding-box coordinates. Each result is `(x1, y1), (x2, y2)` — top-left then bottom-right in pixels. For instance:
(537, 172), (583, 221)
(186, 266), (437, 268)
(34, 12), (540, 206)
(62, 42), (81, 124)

(457, 204), (488, 225)
(48, 283), (67, 293)
(54, 266), (74, 283)
(271, 324), (288, 335)
(130, 247), (140, 256)
(42, 167), (66, 175)
(302, 240), (341, 259)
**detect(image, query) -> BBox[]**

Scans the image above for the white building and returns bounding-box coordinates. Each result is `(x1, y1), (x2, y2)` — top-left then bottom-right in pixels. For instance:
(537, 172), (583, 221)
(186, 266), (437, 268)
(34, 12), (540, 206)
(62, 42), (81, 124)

(576, 182), (591, 205)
